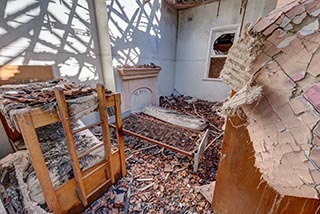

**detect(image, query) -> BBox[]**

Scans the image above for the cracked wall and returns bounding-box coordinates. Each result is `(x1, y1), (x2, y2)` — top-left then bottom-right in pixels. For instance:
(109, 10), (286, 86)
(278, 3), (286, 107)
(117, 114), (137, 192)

(221, 0), (320, 200)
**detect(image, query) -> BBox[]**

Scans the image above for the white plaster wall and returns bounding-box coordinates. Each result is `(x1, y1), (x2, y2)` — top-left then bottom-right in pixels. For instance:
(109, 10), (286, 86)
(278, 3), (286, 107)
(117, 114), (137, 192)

(0, 0), (104, 157)
(175, 0), (277, 102)
(0, 0), (104, 86)
(106, 0), (177, 100)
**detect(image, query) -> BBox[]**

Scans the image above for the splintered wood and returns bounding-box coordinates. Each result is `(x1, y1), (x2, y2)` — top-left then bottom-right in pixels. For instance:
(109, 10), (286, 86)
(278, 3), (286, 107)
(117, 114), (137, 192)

(85, 95), (224, 213)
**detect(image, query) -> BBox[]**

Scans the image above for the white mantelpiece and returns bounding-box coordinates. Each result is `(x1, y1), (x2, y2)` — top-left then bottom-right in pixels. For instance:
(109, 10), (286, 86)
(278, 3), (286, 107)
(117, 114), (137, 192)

(118, 67), (161, 111)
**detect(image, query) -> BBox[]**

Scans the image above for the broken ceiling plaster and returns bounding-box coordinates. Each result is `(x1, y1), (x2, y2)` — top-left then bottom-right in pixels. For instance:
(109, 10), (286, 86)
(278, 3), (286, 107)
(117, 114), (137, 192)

(220, 0), (320, 199)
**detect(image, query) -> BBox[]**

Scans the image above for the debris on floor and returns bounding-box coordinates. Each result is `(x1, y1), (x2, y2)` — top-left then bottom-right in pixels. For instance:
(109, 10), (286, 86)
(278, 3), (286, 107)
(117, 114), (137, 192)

(85, 95), (224, 213)
(195, 182), (215, 204)
(143, 106), (209, 131)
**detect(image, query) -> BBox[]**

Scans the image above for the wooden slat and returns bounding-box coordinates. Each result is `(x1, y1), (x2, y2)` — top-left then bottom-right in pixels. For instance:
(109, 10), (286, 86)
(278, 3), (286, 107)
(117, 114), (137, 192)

(55, 151), (122, 213)
(16, 113), (61, 213)
(30, 108), (60, 128)
(109, 124), (194, 157)
(96, 83), (115, 183)
(114, 93), (126, 176)
(54, 87), (88, 207)
(72, 121), (103, 135)
(82, 161), (108, 180)
(77, 143), (104, 159)
(105, 95), (116, 108)
(86, 179), (111, 199)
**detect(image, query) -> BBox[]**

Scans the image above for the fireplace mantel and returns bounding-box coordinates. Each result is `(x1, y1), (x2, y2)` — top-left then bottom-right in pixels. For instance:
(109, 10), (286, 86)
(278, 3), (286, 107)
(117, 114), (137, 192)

(118, 66), (161, 111)
(118, 67), (161, 80)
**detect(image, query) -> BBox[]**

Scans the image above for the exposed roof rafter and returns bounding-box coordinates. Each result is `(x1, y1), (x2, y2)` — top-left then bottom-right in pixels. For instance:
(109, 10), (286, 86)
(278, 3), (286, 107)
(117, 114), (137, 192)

(164, 0), (218, 10)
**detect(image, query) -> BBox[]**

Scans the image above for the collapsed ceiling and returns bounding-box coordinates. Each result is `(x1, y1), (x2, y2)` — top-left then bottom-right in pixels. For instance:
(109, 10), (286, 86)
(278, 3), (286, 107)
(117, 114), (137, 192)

(221, 0), (320, 199)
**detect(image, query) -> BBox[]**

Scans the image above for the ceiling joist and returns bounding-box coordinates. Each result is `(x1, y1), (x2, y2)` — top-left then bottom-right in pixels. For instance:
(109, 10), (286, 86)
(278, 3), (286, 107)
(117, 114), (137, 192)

(164, 0), (218, 10)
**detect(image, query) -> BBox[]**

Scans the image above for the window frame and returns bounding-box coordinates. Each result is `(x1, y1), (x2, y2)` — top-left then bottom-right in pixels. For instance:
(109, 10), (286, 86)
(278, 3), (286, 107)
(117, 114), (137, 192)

(203, 24), (240, 81)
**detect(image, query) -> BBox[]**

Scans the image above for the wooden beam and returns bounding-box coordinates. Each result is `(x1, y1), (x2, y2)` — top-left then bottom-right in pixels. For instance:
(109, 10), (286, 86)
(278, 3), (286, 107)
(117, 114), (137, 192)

(55, 151), (122, 213)
(164, 0), (217, 10)
(16, 113), (61, 213)
(54, 87), (88, 206)
(114, 93), (126, 177)
(96, 83), (115, 183)
(109, 124), (194, 157)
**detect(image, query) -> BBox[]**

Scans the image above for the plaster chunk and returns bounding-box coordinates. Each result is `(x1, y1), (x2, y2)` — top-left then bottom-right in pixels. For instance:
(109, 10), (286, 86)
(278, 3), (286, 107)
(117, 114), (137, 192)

(304, 83), (320, 112)
(263, 24), (279, 36)
(296, 168), (314, 185)
(280, 15), (291, 28)
(291, 71), (306, 82)
(310, 169), (320, 182)
(262, 41), (280, 58)
(275, 54), (309, 78)
(313, 122), (320, 137)
(296, 150), (309, 162)
(310, 7), (320, 16)
(307, 47), (320, 77)
(292, 12), (307, 24)
(312, 135), (320, 146)
(277, 35), (298, 48)
(279, 143), (294, 154)
(267, 29), (291, 47)
(299, 184), (319, 198)
(286, 4), (306, 18)
(284, 152), (311, 172)
(299, 19), (319, 36)
(304, 0), (320, 11)
(277, 131), (296, 146)
(309, 148), (320, 167)
(253, 17), (275, 33)
(300, 109), (320, 128)
(289, 96), (311, 115)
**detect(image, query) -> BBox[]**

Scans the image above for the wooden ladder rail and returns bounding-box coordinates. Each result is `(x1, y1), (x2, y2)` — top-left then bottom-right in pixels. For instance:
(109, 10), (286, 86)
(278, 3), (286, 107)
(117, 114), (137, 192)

(54, 84), (121, 207)
(96, 83), (115, 183)
(54, 87), (88, 206)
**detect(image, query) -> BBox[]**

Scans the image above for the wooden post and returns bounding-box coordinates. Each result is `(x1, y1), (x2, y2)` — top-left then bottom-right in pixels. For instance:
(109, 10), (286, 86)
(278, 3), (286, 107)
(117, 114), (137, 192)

(54, 88), (88, 206)
(96, 83), (115, 183)
(16, 113), (62, 213)
(114, 93), (126, 176)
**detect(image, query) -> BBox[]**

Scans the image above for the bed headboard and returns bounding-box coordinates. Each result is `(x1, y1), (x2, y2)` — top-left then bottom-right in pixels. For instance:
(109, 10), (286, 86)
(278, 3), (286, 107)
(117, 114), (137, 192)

(0, 65), (54, 85)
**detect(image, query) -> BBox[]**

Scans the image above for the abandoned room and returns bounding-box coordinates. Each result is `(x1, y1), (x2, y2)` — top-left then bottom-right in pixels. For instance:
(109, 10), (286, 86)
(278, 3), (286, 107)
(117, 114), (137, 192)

(1, 0), (320, 213)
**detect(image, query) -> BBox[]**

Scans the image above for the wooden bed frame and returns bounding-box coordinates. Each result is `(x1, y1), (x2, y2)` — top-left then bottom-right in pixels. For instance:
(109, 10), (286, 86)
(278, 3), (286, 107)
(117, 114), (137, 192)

(0, 65), (55, 152)
(12, 84), (126, 213)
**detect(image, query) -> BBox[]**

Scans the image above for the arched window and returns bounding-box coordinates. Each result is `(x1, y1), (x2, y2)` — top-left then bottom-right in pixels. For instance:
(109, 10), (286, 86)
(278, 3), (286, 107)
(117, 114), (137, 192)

(206, 26), (238, 79)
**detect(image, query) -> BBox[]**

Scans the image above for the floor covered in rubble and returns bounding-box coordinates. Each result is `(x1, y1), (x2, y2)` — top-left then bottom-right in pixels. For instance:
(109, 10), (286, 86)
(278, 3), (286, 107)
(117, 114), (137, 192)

(85, 95), (224, 214)
(0, 94), (224, 214)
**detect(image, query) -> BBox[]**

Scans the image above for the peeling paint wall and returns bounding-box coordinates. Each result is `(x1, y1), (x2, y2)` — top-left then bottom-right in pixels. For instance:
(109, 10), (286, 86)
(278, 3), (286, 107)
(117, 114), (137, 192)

(174, 0), (277, 102)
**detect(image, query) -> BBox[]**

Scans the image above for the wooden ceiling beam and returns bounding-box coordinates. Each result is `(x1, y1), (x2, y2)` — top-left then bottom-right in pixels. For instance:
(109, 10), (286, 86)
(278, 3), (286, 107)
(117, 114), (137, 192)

(164, 0), (218, 10)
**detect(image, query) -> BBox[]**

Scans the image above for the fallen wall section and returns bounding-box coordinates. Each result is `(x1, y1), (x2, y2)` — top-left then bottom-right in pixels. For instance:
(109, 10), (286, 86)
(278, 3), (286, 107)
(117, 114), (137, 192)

(213, 0), (320, 213)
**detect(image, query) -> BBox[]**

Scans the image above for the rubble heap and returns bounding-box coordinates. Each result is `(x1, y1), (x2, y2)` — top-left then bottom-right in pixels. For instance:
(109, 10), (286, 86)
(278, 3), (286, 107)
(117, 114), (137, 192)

(85, 95), (224, 213)
(0, 121), (106, 212)
(0, 78), (111, 130)
(123, 113), (202, 152)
